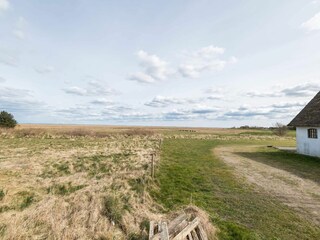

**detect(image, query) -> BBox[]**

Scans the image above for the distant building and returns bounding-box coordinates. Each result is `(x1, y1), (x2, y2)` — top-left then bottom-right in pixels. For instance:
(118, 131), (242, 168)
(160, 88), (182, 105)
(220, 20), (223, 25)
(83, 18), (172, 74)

(288, 92), (320, 157)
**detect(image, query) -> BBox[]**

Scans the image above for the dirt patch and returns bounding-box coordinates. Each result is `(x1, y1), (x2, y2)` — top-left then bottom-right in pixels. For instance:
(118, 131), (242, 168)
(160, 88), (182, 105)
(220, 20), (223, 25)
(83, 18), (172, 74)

(214, 145), (320, 226)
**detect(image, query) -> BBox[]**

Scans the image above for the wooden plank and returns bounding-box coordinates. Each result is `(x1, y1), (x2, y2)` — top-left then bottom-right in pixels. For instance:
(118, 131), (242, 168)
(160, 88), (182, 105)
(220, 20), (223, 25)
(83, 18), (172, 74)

(168, 213), (187, 234)
(169, 219), (188, 238)
(172, 218), (200, 240)
(149, 221), (155, 239)
(187, 233), (193, 240)
(158, 221), (162, 232)
(195, 224), (208, 240)
(151, 234), (160, 240)
(160, 222), (169, 240)
(191, 230), (199, 240)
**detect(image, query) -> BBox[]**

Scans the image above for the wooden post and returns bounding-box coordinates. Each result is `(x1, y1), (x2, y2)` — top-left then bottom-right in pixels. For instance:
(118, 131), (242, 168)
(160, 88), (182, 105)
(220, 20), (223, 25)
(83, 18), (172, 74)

(151, 153), (155, 178)
(158, 221), (162, 233)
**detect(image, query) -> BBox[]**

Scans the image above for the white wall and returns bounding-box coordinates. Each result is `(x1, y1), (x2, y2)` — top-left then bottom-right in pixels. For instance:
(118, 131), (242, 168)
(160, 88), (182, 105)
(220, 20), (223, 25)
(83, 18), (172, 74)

(296, 127), (320, 157)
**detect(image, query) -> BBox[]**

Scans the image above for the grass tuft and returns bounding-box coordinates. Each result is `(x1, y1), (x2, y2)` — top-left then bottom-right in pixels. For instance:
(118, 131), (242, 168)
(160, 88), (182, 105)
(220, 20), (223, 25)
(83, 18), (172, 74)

(47, 183), (86, 195)
(0, 188), (4, 201)
(102, 195), (125, 228)
(15, 191), (36, 210)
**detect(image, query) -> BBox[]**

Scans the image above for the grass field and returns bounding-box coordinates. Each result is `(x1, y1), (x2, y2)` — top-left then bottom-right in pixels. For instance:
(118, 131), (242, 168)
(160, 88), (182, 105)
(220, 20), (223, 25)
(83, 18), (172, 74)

(151, 137), (320, 239)
(0, 125), (319, 239)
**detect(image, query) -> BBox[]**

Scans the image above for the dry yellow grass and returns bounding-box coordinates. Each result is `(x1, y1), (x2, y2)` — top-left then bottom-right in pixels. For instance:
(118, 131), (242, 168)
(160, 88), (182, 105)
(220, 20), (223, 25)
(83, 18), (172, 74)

(0, 126), (165, 239)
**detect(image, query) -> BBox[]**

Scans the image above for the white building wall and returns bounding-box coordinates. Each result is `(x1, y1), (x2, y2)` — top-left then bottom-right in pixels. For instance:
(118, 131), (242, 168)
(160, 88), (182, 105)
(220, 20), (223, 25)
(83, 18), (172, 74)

(296, 127), (320, 157)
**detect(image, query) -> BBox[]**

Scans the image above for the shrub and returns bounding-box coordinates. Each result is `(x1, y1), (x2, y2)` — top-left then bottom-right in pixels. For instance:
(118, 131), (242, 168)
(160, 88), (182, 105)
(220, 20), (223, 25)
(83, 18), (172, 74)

(0, 111), (17, 128)
(272, 122), (288, 136)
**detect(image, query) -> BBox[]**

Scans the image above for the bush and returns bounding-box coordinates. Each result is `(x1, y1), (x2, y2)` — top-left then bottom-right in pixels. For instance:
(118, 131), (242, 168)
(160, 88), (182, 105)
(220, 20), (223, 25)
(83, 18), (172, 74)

(272, 122), (288, 136)
(0, 111), (17, 128)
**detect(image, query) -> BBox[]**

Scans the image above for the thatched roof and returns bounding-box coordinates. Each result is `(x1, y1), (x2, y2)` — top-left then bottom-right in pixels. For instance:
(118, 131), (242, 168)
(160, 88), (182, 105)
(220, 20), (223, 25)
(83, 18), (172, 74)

(288, 91), (320, 127)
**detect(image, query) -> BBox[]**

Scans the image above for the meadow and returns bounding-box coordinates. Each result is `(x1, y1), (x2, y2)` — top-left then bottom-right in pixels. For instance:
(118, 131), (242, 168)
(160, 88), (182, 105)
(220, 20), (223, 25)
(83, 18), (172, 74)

(0, 125), (319, 239)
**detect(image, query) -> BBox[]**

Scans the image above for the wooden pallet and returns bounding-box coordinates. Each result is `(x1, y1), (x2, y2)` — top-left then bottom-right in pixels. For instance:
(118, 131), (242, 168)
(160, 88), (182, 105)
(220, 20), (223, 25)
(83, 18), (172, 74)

(149, 213), (208, 240)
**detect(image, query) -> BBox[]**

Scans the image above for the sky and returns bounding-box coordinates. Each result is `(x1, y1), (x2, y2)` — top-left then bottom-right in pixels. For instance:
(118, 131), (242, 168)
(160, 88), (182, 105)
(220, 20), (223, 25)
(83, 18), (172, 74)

(0, 0), (320, 127)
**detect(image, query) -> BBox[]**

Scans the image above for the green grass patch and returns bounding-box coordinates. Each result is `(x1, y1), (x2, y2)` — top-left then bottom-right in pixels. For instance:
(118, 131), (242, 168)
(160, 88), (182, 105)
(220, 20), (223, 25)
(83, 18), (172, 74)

(73, 154), (111, 177)
(151, 138), (320, 240)
(0, 224), (6, 237)
(102, 195), (126, 229)
(15, 191), (36, 210)
(0, 188), (4, 201)
(47, 182), (86, 195)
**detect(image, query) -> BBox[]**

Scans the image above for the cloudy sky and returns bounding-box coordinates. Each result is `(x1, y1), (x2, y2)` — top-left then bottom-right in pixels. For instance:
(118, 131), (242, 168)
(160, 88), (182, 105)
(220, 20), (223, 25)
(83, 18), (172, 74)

(0, 0), (320, 127)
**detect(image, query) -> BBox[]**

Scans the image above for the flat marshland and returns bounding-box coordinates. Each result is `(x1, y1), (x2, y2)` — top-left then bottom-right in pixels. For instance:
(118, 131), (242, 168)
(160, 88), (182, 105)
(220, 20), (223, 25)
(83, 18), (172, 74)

(0, 125), (319, 239)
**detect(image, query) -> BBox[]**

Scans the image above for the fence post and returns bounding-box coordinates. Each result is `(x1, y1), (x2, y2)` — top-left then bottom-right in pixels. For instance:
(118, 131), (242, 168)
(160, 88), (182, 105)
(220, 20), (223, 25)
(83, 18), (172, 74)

(151, 153), (155, 178)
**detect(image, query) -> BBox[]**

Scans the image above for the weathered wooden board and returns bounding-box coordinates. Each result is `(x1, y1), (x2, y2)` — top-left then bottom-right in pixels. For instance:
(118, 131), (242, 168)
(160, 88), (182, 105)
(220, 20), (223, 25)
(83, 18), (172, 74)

(172, 217), (200, 240)
(149, 215), (207, 240)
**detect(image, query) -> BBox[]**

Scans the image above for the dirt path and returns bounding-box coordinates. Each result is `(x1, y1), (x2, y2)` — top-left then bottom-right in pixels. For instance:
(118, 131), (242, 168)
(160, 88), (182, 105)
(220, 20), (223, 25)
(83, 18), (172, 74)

(214, 145), (320, 226)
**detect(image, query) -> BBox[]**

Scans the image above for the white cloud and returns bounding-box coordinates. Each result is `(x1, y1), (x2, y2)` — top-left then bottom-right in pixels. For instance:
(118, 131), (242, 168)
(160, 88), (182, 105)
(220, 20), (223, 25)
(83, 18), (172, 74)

(196, 45), (225, 58)
(246, 82), (320, 98)
(12, 17), (27, 40)
(145, 96), (195, 108)
(178, 45), (236, 78)
(12, 30), (25, 39)
(137, 50), (170, 80)
(0, 76), (5, 83)
(0, 86), (47, 117)
(129, 50), (171, 83)
(34, 66), (55, 74)
(129, 72), (155, 83)
(302, 12), (320, 31)
(0, 0), (9, 12)
(281, 82), (320, 96)
(145, 94), (223, 108)
(130, 46), (236, 82)
(220, 102), (306, 120)
(0, 49), (19, 66)
(64, 80), (119, 96)
(90, 98), (114, 105)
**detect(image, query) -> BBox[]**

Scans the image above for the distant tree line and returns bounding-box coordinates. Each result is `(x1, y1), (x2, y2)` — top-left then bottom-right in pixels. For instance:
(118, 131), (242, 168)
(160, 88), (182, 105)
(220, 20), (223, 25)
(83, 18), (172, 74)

(233, 122), (293, 136)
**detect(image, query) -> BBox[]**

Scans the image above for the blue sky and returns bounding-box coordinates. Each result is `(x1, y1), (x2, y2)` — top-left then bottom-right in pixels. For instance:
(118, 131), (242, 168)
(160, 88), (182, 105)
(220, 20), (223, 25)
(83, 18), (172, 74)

(0, 0), (320, 127)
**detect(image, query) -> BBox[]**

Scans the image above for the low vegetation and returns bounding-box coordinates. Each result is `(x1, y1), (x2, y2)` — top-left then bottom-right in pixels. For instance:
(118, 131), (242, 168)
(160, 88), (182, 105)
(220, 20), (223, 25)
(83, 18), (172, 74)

(0, 126), (162, 239)
(0, 111), (17, 129)
(151, 138), (320, 239)
(0, 125), (319, 239)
